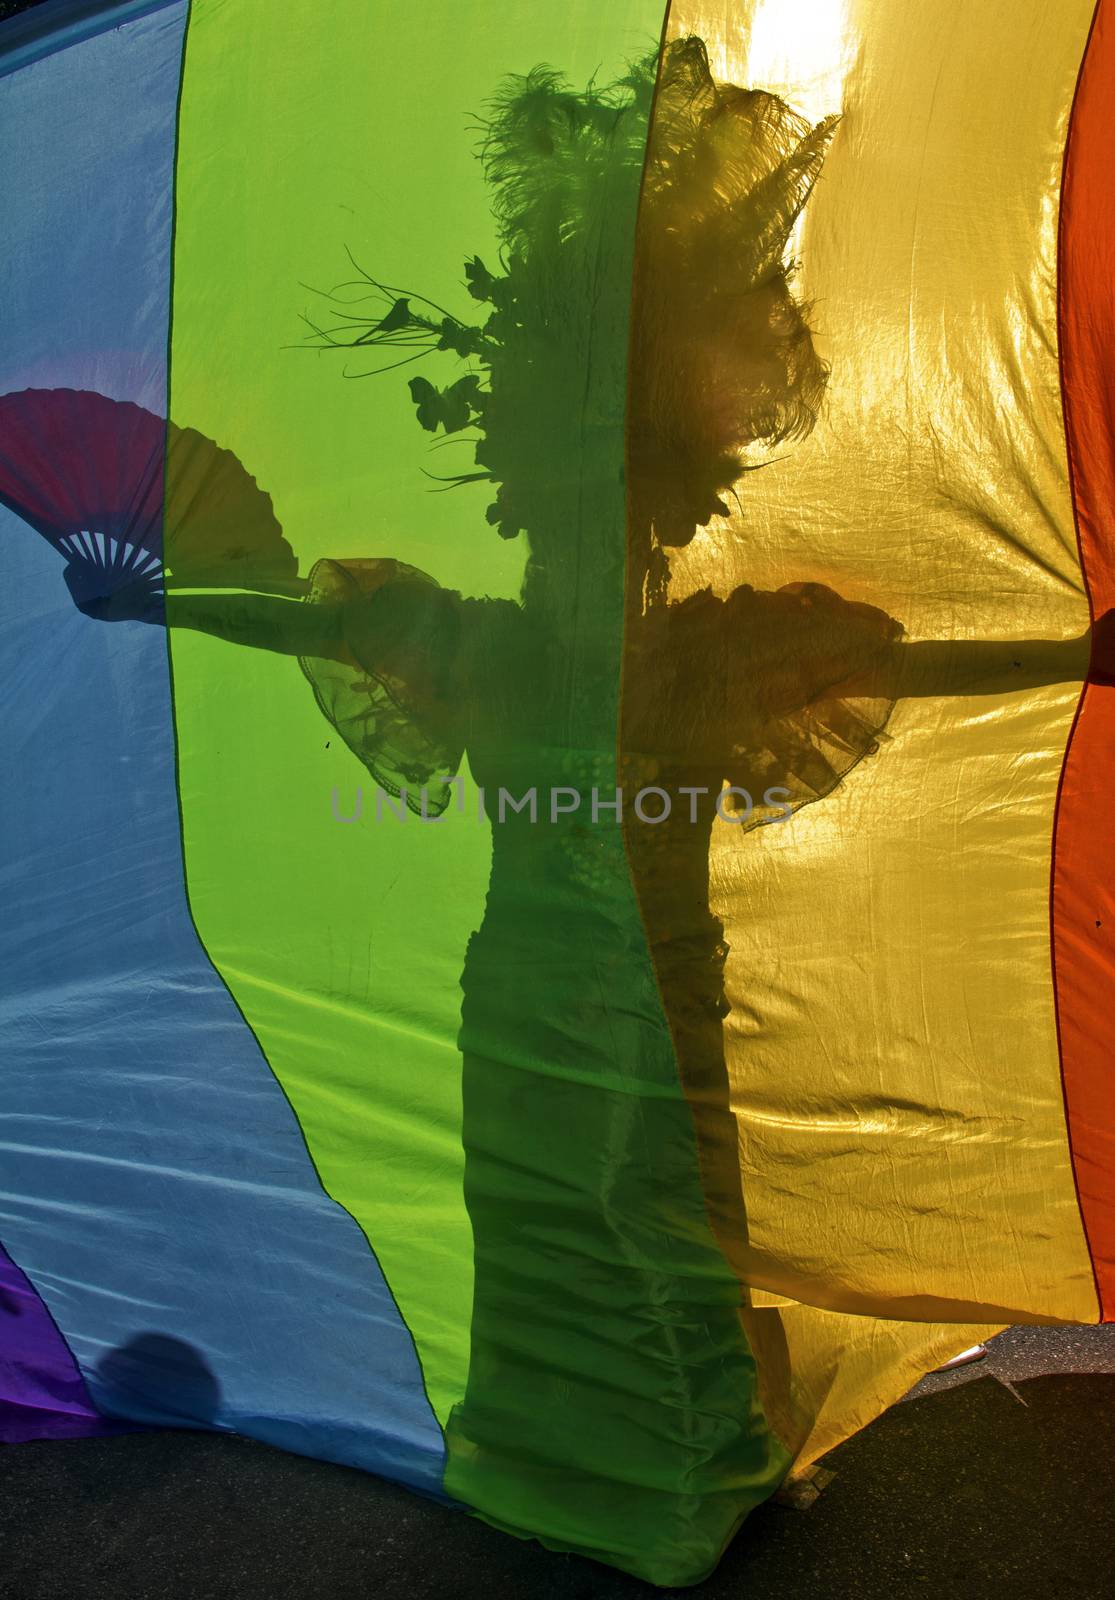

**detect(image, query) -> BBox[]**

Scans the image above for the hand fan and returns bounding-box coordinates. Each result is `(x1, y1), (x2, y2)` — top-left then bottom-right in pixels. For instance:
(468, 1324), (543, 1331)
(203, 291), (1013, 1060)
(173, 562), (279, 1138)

(0, 387), (298, 616)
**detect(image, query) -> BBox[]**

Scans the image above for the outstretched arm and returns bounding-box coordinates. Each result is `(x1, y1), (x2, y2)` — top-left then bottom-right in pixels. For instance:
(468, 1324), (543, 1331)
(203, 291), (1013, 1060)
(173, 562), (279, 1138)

(168, 589), (347, 661)
(72, 569), (349, 662)
(857, 616), (1106, 701)
(879, 630), (1092, 699)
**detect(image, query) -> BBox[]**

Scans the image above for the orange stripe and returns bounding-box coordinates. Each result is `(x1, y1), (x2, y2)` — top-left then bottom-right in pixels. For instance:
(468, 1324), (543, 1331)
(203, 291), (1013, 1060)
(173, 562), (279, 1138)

(1053, 0), (1115, 1320)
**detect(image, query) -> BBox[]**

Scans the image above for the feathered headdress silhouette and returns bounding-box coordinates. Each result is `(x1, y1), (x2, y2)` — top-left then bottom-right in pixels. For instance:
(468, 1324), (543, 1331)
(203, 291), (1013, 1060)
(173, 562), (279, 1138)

(308, 36), (836, 550)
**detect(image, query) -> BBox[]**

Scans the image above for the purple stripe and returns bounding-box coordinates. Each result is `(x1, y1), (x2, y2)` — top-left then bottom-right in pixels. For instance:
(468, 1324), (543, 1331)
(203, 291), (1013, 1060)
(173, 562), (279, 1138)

(0, 1239), (133, 1442)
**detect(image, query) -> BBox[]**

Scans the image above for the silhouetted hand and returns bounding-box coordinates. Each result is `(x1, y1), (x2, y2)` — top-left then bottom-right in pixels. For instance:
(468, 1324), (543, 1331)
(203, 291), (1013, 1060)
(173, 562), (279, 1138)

(63, 563), (163, 623)
(1088, 606), (1115, 685)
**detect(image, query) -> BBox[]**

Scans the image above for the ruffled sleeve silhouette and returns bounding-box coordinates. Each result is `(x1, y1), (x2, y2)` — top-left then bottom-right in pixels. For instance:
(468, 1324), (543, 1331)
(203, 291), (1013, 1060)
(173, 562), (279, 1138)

(298, 557), (467, 815)
(627, 580), (902, 823)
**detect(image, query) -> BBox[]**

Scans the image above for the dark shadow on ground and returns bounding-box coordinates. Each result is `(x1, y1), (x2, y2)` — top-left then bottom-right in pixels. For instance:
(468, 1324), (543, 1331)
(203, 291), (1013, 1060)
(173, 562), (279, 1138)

(3, 1333), (1115, 1600)
(94, 1334), (221, 1426)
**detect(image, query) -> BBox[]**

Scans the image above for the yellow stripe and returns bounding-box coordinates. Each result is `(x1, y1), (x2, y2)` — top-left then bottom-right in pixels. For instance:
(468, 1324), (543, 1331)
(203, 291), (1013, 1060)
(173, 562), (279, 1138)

(666, 0), (1099, 1461)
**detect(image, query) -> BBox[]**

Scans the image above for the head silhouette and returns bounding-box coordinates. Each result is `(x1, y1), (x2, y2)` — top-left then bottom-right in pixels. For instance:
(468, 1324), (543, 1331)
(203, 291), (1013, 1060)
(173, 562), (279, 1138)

(314, 37), (834, 586)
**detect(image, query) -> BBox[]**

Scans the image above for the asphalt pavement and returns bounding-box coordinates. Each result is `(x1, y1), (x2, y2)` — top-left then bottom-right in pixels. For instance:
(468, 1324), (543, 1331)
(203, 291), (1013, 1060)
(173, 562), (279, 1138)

(3, 1325), (1114, 1599)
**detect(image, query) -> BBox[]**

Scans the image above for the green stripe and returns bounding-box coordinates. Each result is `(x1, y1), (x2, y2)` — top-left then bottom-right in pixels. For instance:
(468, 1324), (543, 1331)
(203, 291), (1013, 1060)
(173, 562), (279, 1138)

(168, 0), (782, 1578)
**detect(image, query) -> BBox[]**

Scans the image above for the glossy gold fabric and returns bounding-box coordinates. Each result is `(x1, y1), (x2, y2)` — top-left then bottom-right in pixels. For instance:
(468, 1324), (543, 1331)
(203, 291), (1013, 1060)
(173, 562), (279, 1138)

(666, 0), (1100, 1464)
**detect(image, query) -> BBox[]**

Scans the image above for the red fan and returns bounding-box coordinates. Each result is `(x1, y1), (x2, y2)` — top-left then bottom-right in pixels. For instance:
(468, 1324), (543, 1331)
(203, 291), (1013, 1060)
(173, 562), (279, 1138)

(0, 388), (299, 616)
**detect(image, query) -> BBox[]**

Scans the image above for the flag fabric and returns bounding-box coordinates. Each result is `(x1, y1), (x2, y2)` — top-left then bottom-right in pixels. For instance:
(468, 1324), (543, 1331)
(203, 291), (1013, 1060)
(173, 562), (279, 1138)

(1, 0), (1112, 1585)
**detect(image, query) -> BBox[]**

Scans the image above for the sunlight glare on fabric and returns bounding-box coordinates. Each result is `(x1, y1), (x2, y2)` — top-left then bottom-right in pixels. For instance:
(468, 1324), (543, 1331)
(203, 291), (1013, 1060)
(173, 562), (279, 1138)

(744, 0), (853, 124)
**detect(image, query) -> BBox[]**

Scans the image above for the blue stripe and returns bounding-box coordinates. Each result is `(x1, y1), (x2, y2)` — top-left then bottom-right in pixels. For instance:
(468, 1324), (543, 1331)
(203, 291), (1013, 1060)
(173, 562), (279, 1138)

(0, 0), (446, 1493)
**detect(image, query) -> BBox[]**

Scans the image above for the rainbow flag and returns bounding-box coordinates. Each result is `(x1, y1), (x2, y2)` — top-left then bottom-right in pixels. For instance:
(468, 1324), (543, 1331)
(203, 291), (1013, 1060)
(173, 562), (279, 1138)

(1, 0), (1113, 1585)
